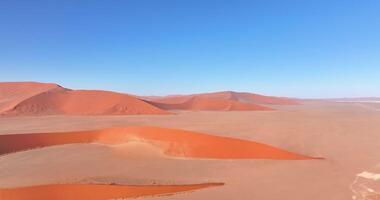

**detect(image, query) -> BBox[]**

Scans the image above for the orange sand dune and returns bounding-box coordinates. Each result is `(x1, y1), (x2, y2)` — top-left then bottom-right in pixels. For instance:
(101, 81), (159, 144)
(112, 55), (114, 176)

(0, 126), (318, 160)
(0, 82), (295, 115)
(0, 183), (223, 200)
(0, 82), (60, 113)
(147, 96), (273, 111)
(4, 88), (169, 116)
(146, 91), (299, 106)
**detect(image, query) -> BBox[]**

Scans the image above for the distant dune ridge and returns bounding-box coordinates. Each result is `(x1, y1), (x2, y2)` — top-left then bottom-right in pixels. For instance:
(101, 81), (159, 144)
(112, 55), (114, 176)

(0, 126), (318, 160)
(144, 91), (299, 105)
(143, 91), (299, 111)
(146, 96), (274, 111)
(0, 82), (300, 115)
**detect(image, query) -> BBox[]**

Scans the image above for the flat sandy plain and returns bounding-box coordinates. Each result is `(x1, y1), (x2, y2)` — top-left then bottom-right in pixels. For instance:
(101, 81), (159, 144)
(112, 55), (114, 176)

(1, 101), (380, 200)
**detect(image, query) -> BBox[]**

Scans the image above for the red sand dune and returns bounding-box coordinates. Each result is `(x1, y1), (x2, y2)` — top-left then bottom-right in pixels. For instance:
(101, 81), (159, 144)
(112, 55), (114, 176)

(0, 82), (60, 113)
(2, 84), (168, 115)
(0, 183), (223, 200)
(148, 96), (273, 111)
(0, 126), (319, 160)
(146, 91), (299, 106)
(0, 82), (296, 115)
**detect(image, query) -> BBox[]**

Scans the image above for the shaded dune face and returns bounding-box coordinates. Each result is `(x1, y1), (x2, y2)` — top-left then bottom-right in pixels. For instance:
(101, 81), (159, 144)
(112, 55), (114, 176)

(0, 126), (318, 160)
(147, 96), (274, 111)
(0, 82), (60, 113)
(0, 183), (224, 200)
(5, 89), (169, 115)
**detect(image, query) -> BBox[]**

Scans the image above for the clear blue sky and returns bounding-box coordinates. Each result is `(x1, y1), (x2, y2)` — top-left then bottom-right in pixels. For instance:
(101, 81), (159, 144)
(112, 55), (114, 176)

(1, 0), (379, 98)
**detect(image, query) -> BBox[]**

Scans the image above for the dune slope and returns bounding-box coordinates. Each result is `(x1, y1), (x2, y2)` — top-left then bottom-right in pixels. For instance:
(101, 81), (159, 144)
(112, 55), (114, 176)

(227, 91), (299, 105)
(0, 82), (60, 113)
(0, 126), (318, 160)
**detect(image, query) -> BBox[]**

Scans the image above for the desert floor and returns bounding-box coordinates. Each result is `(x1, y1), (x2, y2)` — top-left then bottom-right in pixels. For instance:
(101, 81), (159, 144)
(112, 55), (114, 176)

(1, 102), (379, 200)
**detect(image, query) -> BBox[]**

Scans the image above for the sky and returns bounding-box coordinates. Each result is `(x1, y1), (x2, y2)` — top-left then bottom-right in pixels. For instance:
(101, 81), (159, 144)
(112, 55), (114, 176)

(1, 0), (379, 98)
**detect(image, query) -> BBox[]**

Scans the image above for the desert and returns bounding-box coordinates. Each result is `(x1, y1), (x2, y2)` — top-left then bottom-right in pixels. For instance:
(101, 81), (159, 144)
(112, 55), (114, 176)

(1, 82), (380, 200)
(1, 1), (379, 199)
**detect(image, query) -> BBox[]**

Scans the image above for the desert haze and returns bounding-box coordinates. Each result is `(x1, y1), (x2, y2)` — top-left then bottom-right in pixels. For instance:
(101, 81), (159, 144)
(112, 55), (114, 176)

(0, 82), (379, 200)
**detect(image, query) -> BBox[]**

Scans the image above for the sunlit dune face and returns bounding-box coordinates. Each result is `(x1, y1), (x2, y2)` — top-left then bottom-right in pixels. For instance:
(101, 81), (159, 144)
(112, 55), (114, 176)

(0, 126), (318, 160)
(0, 183), (224, 200)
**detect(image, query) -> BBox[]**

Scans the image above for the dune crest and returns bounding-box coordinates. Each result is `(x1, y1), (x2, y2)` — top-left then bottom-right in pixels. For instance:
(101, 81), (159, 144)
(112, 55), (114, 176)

(0, 126), (318, 160)
(0, 183), (223, 200)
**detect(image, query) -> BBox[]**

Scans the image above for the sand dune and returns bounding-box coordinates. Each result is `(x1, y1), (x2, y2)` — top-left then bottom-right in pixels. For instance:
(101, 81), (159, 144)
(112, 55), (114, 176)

(144, 91), (299, 111)
(145, 91), (299, 106)
(0, 126), (317, 160)
(2, 84), (168, 115)
(0, 82), (298, 115)
(148, 96), (273, 111)
(0, 82), (60, 113)
(0, 183), (223, 200)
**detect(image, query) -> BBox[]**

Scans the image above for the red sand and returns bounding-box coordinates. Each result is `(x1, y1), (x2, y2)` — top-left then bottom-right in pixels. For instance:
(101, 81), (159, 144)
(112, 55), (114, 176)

(3, 88), (169, 115)
(0, 183), (223, 200)
(148, 96), (273, 111)
(146, 91), (299, 106)
(0, 126), (317, 160)
(0, 82), (60, 113)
